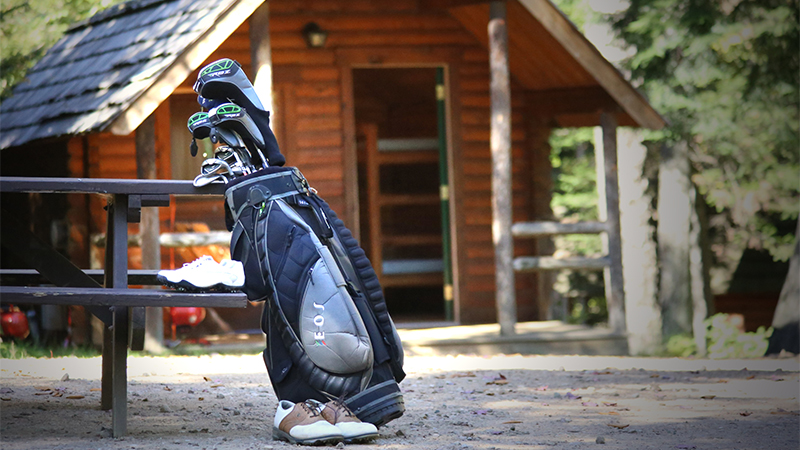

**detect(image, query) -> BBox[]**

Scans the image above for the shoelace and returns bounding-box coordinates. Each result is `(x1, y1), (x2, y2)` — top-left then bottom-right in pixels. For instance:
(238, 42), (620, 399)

(301, 400), (322, 417)
(182, 255), (215, 269)
(328, 397), (356, 420)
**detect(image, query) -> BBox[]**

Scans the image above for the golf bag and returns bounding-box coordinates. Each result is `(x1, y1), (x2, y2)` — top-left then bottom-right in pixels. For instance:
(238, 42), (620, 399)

(223, 163), (406, 427)
(193, 58), (406, 427)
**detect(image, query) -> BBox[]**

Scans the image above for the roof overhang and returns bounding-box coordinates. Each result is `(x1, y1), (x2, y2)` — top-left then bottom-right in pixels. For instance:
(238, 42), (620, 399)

(107, 0), (265, 135)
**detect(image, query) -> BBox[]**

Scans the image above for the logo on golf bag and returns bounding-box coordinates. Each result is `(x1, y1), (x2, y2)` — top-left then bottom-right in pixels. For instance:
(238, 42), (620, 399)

(313, 302), (326, 346)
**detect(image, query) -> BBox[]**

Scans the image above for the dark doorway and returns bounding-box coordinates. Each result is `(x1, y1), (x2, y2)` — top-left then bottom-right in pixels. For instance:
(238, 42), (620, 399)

(353, 67), (446, 324)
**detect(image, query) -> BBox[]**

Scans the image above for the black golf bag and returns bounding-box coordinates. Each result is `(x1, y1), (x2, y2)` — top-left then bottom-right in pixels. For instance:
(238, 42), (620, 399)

(223, 166), (406, 427)
(192, 58), (406, 427)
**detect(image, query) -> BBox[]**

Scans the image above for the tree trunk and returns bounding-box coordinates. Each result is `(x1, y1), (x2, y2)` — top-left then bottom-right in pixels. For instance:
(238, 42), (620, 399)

(766, 217), (800, 355)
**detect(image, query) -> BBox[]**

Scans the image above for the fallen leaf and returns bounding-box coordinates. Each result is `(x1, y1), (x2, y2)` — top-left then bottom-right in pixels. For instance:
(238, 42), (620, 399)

(746, 375), (756, 380)
(700, 395), (716, 400)
(451, 372), (476, 378)
(603, 402), (618, 407)
(203, 376), (212, 382)
(210, 384), (224, 388)
(650, 374), (660, 378)
(66, 395), (84, 399)
(607, 423), (629, 429)
(770, 409), (800, 416)
(739, 411), (752, 416)
(717, 379), (729, 383)
(1, 397), (11, 401)
(502, 420), (522, 424)
(198, 397), (205, 401)
(90, 388), (102, 392)
(51, 392), (63, 397)
(35, 387), (51, 391)
(34, 392), (50, 396)
(163, 386), (172, 391)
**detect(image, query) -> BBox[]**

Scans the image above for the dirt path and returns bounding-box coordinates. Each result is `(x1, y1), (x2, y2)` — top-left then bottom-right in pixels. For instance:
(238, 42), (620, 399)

(1, 353), (798, 449)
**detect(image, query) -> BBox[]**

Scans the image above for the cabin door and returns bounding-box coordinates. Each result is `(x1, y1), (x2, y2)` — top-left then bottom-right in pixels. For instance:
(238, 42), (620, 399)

(353, 67), (452, 324)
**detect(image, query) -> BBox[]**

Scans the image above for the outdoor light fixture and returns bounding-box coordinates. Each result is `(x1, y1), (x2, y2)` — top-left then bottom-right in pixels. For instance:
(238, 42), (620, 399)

(302, 22), (328, 48)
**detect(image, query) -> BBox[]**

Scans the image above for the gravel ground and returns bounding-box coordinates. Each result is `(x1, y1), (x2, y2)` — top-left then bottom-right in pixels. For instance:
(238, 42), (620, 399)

(1, 352), (798, 450)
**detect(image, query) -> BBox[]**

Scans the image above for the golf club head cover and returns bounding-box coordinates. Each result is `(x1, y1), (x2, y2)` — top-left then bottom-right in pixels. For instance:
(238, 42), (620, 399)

(209, 103), (268, 168)
(194, 59), (285, 167)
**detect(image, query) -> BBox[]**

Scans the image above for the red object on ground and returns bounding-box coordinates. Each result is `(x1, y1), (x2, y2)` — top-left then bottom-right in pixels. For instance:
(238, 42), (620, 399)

(169, 307), (207, 327)
(1, 310), (30, 338)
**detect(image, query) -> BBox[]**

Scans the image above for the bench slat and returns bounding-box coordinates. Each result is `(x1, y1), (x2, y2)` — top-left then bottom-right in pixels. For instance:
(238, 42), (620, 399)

(0, 286), (248, 308)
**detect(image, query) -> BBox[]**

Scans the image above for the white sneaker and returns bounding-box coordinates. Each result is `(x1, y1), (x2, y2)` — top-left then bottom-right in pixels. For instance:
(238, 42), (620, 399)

(157, 256), (245, 292)
(272, 400), (343, 445)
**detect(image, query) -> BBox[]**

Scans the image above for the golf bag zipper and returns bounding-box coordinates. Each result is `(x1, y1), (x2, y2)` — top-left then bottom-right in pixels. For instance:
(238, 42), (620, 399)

(274, 225), (297, 280)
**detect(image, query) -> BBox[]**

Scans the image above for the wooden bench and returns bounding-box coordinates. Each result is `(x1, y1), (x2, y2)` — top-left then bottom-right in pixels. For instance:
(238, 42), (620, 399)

(0, 177), (248, 437)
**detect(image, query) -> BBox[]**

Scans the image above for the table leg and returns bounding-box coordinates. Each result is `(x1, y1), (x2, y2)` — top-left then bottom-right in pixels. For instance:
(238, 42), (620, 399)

(111, 306), (129, 437)
(105, 194), (130, 437)
(101, 326), (112, 410)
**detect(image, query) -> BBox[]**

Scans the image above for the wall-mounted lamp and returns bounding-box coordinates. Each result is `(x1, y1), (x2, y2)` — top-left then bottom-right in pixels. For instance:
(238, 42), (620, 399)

(302, 22), (328, 48)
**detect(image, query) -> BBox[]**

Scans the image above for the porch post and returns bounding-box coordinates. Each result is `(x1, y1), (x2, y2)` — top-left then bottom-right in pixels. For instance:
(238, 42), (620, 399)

(250, 2), (273, 112)
(135, 114), (164, 353)
(598, 112), (626, 333)
(489, 1), (516, 336)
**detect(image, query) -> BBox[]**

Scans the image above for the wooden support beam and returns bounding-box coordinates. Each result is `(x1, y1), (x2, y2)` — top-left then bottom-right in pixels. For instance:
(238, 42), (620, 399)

(512, 221), (607, 237)
(598, 112), (626, 333)
(489, 1), (516, 336)
(136, 113), (164, 354)
(514, 256), (611, 272)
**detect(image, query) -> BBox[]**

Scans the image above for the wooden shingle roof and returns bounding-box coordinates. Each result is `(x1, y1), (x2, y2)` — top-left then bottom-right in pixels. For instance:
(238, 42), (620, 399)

(0, 0), (263, 149)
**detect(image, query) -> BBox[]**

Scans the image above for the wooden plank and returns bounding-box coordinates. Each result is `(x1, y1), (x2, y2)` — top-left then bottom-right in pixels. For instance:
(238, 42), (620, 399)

(0, 287), (248, 308)
(0, 269), (160, 286)
(512, 221), (607, 237)
(0, 177), (225, 196)
(514, 256), (611, 271)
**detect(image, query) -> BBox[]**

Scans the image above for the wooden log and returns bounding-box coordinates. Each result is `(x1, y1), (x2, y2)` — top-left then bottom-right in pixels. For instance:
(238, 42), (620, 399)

(489, 1), (516, 336)
(600, 112), (626, 333)
(511, 221), (607, 237)
(136, 113), (162, 352)
(513, 256), (611, 272)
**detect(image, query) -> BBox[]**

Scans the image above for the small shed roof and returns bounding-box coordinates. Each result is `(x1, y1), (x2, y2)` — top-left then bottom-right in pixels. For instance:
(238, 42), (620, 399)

(0, 0), (264, 149)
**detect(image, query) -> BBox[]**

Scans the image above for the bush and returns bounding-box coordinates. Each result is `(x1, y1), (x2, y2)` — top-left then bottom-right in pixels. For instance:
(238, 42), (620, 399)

(665, 313), (772, 358)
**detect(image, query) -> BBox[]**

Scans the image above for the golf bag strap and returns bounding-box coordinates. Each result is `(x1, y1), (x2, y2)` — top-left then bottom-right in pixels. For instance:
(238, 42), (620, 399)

(224, 169), (309, 223)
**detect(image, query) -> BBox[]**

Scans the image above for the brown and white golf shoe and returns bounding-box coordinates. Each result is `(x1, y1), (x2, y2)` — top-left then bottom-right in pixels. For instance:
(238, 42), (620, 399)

(311, 398), (379, 443)
(272, 400), (343, 445)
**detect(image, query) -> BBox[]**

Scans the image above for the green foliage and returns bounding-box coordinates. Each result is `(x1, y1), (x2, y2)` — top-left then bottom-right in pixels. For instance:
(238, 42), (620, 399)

(549, 128), (607, 322)
(0, 0), (122, 99)
(0, 339), (100, 359)
(610, 0), (800, 262)
(665, 313), (773, 358)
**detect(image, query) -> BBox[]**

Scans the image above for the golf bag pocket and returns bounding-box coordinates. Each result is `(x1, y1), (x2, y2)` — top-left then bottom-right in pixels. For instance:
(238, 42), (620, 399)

(266, 199), (373, 376)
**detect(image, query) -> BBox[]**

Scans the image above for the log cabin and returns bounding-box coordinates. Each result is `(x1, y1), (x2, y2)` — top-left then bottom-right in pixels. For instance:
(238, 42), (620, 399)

(0, 0), (665, 332)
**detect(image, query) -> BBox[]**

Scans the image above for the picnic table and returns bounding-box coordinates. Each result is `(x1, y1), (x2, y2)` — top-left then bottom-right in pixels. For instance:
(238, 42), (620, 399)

(0, 177), (248, 437)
